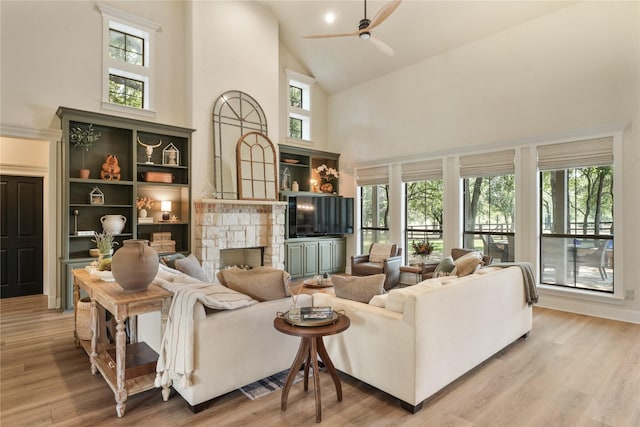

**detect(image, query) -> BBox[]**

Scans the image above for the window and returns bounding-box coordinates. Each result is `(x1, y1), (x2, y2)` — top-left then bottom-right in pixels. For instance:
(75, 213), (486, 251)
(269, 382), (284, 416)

(402, 159), (444, 262)
(360, 185), (390, 253)
(285, 70), (315, 142)
(97, 3), (160, 116)
(461, 150), (515, 263)
(538, 138), (614, 293)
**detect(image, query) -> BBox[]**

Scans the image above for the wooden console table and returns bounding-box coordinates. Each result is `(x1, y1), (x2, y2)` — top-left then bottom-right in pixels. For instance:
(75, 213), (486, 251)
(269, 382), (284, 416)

(73, 269), (172, 417)
(274, 314), (350, 423)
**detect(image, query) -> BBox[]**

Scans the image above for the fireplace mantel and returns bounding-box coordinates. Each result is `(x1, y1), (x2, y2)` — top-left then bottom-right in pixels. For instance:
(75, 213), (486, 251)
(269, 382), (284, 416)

(194, 198), (287, 280)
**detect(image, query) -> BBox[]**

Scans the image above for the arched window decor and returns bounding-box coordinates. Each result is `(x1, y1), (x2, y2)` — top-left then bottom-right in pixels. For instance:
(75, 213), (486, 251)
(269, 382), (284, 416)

(236, 131), (278, 200)
(212, 90), (268, 199)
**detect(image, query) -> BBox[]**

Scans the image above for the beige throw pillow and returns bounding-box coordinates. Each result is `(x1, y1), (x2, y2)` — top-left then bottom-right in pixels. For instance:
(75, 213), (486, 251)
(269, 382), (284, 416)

(174, 254), (208, 282)
(369, 243), (395, 263)
(451, 251), (483, 277)
(332, 274), (386, 303)
(221, 267), (289, 302)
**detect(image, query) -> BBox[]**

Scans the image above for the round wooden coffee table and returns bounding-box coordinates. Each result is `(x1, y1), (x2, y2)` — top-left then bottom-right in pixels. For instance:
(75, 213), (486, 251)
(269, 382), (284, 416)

(273, 314), (350, 423)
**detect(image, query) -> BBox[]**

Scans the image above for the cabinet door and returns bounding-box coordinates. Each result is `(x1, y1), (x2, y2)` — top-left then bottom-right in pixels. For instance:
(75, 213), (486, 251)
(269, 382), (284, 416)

(331, 238), (347, 273)
(62, 260), (92, 310)
(303, 242), (319, 277)
(286, 242), (305, 279)
(318, 240), (333, 274)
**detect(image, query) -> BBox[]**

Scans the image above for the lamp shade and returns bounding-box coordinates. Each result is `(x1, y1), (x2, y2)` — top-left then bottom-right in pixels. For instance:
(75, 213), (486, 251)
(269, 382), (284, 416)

(161, 201), (172, 212)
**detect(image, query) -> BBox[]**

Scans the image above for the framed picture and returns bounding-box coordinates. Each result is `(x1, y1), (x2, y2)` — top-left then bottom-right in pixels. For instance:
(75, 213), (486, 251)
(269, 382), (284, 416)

(89, 187), (104, 205)
(162, 143), (180, 166)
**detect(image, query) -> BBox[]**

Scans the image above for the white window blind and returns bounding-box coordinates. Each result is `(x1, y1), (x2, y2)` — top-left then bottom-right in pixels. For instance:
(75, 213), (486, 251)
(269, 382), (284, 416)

(356, 165), (389, 186)
(459, 149), (515, 178)
(537, 137), (613, 170)
(401, 159), (443, 182)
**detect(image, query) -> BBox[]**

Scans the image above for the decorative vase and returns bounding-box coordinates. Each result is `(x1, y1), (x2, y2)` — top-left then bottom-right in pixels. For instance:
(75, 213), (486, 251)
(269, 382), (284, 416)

(79, 169), (90, 179)
(320, 182), (334, 193)
(138, 208), (148, 218)
(100, 214), (126, 235)
(291, 181), (299, 192)
(111, 240), (158, 293)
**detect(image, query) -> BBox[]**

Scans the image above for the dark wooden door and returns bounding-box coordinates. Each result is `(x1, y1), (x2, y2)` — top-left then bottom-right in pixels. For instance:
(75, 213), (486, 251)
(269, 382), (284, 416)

(0, 175), (43, 298)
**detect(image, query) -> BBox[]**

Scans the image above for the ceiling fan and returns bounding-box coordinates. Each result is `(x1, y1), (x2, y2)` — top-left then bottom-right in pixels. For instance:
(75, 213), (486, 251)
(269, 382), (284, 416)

(303, 0), (401, 56)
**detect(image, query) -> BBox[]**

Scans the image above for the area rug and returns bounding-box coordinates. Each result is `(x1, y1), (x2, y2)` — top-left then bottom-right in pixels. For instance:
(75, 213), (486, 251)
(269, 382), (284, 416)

(239, 368), (306, 400)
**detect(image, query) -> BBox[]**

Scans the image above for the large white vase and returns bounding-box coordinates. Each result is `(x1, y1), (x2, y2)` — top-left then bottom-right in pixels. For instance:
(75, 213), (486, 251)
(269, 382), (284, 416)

(101, 215), (126, 235)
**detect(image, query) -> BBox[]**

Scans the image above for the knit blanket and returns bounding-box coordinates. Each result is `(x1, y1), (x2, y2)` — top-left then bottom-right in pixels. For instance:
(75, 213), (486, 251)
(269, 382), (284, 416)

(152, 276), (257, 390)
(491, 262), (539, 306)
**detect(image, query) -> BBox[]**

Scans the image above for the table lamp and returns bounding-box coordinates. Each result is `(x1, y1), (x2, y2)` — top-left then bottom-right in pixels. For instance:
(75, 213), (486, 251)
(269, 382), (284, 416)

(161, 200), (171, 221)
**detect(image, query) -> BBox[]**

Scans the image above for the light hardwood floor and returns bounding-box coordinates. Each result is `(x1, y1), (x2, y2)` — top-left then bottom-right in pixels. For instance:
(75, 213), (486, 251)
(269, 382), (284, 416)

(1, 295), (638, 426)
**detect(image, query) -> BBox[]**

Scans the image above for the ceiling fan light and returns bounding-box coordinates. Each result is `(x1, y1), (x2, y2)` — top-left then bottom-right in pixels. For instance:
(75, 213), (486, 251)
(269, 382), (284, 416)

(359, 31), (371, 40)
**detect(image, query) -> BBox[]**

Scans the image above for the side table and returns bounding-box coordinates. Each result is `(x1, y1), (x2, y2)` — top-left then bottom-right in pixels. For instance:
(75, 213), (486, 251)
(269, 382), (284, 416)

(73, 269), (172, 417)
(399, 260), (439, 286)
(273, 314), (350, 423)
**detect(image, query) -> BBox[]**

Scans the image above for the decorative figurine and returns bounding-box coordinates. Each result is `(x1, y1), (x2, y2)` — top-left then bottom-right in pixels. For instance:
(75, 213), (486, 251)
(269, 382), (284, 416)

(100, 154), (121, 181)
(137, 137), (162, 164)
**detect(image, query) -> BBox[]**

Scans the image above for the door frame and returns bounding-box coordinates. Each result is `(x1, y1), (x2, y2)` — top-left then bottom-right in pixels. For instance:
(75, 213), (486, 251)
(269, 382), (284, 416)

(0, 125), (61, 309)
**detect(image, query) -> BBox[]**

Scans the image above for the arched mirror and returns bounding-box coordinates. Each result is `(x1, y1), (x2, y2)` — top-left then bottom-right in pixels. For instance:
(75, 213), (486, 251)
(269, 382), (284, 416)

(236, 131), (277, 200)
(212, 91), (268, 199)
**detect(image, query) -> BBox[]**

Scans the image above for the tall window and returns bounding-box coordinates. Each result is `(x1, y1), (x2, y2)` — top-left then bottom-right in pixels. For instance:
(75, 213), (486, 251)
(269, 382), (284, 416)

(98, 3), (159, 115)
(461, 150), (515, 263)
(286, 70), (314, 141)
(360, 185), (390, 253)
(402, 159), (444, 262)
(538, 138), (614, 293)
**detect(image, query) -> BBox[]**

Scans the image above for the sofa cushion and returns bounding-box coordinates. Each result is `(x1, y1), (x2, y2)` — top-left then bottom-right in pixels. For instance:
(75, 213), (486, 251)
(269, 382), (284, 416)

(369, 293), (388, 308)
(433, 256), (456, 278)
(369, 243), (395, 263)
(385, 279), (443, 313)
(174, 254), (208, 282)
(160, 253), (186, 269)
(219, 267), (290, 302)
(332, 274), (386, 303)
(451, 251), (483, 277)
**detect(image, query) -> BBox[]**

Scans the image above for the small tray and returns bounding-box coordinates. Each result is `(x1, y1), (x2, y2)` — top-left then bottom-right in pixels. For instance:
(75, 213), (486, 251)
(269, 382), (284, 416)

(303, 280), (332, 289)
(280, 310), (339, 327)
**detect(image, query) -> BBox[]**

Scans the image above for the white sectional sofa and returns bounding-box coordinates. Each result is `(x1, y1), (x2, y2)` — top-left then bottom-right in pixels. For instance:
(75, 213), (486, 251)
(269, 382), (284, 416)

(137, 266), (311, 412)
(313, 266), (533, 412)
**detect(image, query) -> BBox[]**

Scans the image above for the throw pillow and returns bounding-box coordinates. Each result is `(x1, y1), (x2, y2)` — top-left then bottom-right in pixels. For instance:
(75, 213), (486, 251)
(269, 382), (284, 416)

(221, 267), (289, 302)
(159, 253), (185, 269)
(451, 251), (482, 277)
(433, 256), (455, 278)
(369, 243), (395, 263)
(174, 254), (208, 282)
(332, 274), (385, 303)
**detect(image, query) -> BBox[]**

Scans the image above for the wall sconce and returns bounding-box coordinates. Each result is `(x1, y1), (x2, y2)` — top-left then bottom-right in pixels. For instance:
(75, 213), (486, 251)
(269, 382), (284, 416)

(161, 200), (172, 221)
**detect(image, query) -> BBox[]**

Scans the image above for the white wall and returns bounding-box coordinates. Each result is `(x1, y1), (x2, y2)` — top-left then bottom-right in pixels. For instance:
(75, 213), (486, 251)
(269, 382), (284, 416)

(328, 1), (640, 323)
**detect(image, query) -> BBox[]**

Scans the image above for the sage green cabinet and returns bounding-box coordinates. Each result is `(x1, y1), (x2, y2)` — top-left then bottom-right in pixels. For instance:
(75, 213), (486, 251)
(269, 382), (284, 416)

(285, 237), (346, 279)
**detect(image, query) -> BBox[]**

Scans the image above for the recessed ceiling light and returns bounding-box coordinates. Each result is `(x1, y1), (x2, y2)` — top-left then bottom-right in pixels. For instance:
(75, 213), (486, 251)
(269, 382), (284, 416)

(324, 12), (335, 24)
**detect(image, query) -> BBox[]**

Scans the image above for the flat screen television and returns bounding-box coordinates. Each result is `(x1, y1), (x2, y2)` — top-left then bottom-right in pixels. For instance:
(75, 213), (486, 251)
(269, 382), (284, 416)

(287, 195), (354, 238)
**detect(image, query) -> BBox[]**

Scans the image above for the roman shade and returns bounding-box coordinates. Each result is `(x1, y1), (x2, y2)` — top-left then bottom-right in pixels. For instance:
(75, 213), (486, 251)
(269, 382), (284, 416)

(356, 165), (389, 186)
(401, 159), (443, 182)
(459, 149), (515, 178)
(537, 137), (613, 170)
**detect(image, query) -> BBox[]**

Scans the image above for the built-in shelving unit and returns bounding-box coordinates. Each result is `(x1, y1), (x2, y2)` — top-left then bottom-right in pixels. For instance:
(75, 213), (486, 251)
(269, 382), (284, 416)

(57, 107), (194, 309)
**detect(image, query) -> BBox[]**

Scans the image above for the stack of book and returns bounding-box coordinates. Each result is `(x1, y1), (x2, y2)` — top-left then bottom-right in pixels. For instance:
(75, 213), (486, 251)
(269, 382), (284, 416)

(300, 306), (333, 321)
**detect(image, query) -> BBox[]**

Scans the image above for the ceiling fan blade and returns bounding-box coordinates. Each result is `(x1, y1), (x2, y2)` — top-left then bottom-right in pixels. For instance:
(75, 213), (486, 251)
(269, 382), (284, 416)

(367, 0), (401, 32)
(369, 35), (395, 56)
(303, 30), (359, 39)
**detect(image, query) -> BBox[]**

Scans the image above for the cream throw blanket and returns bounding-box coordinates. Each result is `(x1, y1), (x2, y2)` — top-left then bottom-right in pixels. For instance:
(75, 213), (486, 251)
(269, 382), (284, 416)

(152, 274), (257, 389)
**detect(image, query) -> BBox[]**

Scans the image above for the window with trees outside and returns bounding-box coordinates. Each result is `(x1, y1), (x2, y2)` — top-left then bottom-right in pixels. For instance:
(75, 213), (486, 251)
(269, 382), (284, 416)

(405, 180), (443, 262)
(360, 185), (390, 254)
(461, 150), (515, 263)
(538, 138), (614, 293)
(286, 70), (314, 141)
(98, 3), (158, 114)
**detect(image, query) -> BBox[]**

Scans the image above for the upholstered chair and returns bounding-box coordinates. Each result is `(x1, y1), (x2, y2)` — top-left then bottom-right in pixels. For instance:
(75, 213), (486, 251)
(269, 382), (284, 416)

(351, 243), (403, 290)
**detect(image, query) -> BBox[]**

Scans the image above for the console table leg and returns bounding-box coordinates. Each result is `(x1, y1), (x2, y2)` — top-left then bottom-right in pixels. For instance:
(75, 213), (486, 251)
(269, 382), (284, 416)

(89, 299), (98, 375)
(115, 320), (128, 417)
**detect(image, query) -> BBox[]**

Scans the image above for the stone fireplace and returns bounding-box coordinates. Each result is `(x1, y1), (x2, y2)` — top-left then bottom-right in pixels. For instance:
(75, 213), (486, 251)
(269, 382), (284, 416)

(194, 199), (287, 280)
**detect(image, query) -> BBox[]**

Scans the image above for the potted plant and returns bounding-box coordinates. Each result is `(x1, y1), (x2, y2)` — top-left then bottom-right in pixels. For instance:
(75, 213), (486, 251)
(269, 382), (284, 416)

(70, 124), (101, 178)
(411, 239), (434, 263)
(92, 231), (118, 269)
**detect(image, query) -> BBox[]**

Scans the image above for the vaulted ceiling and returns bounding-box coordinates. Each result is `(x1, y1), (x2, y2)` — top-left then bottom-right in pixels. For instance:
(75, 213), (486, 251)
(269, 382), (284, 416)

(260, 1), (574, 94)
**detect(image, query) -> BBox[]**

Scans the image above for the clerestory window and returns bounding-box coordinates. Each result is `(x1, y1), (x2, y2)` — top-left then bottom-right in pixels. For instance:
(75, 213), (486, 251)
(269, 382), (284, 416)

(285, 70), (315, 142)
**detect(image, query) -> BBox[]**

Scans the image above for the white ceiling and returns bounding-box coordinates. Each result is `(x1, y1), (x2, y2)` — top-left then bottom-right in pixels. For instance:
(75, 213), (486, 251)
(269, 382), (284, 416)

(260, 0), (574, 94)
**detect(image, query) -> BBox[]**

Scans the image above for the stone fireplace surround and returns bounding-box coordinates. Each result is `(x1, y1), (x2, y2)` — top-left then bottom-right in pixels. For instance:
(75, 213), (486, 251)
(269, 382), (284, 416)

(194, 199), (287, 281)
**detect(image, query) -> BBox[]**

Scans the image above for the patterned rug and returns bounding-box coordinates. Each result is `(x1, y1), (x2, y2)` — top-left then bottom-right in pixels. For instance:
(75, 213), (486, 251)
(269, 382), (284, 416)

(239, 368), (306, 400)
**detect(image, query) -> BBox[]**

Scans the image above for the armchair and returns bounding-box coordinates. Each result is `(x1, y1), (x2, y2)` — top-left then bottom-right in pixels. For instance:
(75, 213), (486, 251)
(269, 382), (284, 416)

(351, 243), (403, 290)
